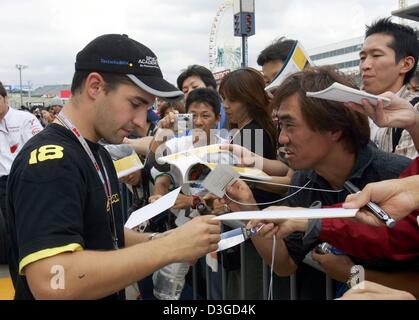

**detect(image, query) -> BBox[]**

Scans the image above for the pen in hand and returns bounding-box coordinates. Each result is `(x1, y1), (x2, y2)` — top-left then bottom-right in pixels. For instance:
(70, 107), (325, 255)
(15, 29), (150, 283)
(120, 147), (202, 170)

(343, 181), (396, 228)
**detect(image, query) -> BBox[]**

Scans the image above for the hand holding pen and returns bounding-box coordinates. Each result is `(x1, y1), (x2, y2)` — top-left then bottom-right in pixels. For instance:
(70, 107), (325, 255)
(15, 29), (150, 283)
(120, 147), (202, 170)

(343, 181), (396, 228)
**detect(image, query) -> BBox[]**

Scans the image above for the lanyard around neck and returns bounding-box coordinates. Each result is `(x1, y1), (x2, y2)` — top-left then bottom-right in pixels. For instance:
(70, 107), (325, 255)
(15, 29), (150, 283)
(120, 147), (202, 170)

(55, 113), (119, 249)
(55, 113), (106, 185)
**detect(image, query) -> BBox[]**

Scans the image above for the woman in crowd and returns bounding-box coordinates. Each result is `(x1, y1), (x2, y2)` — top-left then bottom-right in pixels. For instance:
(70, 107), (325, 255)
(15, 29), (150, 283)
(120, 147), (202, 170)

(218, 67), (278, 299)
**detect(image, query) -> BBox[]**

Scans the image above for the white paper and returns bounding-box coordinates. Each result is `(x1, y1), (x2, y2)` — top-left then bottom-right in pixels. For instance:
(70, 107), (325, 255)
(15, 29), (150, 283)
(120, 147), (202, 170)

(214, 208), (358, 221)
(202, 164), (239, 198)
(216, 234), (245, 252)
(206, 252), (218, 272)
(306, 82), (390, 106)
(124, 187), (181, 229)
(205, 163), (272, 182)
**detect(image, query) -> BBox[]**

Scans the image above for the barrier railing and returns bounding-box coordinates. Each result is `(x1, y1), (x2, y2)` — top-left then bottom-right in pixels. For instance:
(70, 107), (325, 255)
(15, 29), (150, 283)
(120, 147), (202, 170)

(120, 183), (335, 300)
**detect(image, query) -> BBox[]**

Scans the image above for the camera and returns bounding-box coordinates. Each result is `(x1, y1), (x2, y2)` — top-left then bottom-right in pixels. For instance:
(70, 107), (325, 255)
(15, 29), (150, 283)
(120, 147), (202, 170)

(174, 113), (193, 132)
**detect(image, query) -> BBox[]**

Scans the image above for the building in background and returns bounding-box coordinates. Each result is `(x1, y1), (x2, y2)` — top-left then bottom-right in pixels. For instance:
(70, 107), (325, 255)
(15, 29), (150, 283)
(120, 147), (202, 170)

(308, 5), (419, 85)
(5, 84), (70, 110)
(308, 36), (363, 84)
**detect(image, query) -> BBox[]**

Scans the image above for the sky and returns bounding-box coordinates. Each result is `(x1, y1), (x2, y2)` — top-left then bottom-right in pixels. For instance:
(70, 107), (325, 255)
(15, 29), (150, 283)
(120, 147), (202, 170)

(1, 0), (417, 89)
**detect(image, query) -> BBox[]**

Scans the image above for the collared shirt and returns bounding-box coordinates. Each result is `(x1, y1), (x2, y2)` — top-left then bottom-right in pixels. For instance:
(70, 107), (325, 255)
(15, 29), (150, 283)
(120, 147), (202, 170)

(371, 86), (419, 159)
(283, 142), (411, 265)
(0, 107), (43, 176)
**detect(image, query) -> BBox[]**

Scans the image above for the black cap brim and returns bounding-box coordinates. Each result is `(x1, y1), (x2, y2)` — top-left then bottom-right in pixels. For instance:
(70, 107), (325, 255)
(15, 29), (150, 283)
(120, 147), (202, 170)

(127, 74), (183, 99)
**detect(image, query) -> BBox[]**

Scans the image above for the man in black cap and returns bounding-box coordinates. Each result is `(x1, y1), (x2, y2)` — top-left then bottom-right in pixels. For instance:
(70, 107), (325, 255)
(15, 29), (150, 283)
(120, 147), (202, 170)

(6, 34), (220, 300)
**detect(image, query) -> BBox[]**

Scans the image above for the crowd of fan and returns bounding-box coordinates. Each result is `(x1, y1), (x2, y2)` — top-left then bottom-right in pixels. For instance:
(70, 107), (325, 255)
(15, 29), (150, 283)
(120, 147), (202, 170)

(0, 17), (418, 301)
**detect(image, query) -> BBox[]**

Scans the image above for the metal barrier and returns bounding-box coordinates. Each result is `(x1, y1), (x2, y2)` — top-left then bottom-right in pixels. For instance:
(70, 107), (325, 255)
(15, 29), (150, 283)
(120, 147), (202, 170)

(120, 183), (335, 300)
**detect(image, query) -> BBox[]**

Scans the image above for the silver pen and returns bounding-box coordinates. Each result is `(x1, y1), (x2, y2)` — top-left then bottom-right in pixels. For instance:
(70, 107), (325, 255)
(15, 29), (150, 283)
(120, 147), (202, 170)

(343, 181), (396, 228)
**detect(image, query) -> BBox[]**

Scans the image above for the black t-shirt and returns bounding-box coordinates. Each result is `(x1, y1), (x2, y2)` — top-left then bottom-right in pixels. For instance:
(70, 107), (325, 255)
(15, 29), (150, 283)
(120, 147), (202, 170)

(231, 120), (276, 160)
(221, 120), (277, 273)
(231, 120), (277, 208)
(6, 124), (125, 300)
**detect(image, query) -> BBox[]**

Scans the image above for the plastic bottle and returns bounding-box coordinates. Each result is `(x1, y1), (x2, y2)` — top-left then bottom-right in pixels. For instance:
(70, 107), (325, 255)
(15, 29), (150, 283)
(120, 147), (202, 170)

(152, 262), (190, 300)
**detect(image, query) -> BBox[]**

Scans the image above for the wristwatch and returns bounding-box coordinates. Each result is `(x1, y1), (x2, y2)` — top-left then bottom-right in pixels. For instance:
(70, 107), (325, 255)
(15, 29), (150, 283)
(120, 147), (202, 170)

(346, 265), (363, 288)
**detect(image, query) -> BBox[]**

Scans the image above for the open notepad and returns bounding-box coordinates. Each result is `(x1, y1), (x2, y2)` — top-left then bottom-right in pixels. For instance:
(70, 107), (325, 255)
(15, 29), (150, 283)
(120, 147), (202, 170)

(157, 144), (271, 184)
(306, 82), (391, 106)
(214, 208), (358, 221)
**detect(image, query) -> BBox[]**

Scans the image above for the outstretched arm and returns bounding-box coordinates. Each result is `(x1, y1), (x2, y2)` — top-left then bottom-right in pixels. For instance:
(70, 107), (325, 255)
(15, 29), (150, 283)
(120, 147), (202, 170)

(24, 215), (220, 300)
(123, 136), (153, 156)
(345, 92), (419, 152)
(343, 175), (419, 226)
(339, 281), (415, 300)
(312, 252), (419, 299)
(220, 144), (290, 176)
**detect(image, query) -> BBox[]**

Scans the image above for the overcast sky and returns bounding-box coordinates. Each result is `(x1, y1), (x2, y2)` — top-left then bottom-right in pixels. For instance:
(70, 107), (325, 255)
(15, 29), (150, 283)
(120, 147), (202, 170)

(1, 0), (417, 88)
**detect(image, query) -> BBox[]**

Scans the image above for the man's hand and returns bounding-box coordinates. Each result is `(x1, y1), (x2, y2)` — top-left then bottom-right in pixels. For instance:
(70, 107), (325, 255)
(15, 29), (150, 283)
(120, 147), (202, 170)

(158, 111), (178, 130)
(343, 176), (419, 227)
(338, 281), (415, 300)
(247, 207), (308, 239)
(344, 92), (417, 129)
(195, 194), (227, 215)
(173, 194), (193, 209)
(167, 215), (221, 262)
(119, 169), (142, 186)
(150, 111), (178, 155)
(224, 179), (258, 212)
(311, 251), (354, 282)
(211, 198), (229, 215)
(148, 194), (162, 203)
(246, 220), (279, 239)
(219, 144), (263, 170)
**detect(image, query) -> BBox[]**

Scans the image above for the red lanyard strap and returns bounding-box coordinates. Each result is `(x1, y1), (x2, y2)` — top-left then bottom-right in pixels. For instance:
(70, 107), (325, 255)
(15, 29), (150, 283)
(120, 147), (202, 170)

(56, 114), (105, 186)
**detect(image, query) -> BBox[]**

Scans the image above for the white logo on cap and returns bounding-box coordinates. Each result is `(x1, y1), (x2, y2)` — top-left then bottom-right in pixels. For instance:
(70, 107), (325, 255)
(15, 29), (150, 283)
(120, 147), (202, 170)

(138, 56), (159, 69)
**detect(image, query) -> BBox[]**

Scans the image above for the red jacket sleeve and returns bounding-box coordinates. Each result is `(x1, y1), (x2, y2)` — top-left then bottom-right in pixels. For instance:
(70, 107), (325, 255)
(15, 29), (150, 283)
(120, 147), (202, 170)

(319, 157), (419, 261)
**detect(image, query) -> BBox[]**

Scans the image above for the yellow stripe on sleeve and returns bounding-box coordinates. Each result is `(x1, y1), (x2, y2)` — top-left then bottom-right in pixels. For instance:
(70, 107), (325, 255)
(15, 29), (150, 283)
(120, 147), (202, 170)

(19, 243), (83, 275)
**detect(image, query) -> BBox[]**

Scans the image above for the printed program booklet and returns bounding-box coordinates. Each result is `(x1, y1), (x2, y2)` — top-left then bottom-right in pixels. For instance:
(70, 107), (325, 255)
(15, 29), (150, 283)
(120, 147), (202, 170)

(306, 82), (391, 106)
(157, 144), (272, 184)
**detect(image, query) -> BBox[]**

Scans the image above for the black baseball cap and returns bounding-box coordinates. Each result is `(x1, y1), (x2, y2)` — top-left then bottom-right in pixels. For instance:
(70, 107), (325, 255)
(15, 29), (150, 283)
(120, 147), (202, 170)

(75, 34), (183, 99)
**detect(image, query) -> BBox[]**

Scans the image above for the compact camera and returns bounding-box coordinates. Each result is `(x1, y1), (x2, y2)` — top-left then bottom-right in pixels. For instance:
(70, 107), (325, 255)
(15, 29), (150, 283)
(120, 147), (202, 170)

(174, 113), (193, 132)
